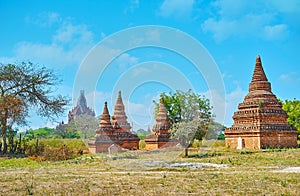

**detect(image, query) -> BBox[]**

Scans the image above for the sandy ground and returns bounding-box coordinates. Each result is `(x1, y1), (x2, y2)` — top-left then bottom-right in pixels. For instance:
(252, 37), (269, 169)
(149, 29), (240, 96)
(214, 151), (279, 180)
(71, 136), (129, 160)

(273, 167), (300, 173)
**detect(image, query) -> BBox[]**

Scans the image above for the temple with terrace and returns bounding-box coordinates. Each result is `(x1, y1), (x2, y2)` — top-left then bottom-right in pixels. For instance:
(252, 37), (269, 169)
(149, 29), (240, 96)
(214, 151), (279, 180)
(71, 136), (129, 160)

(225, 56), (298, 149)
(68, 90), (95, 123)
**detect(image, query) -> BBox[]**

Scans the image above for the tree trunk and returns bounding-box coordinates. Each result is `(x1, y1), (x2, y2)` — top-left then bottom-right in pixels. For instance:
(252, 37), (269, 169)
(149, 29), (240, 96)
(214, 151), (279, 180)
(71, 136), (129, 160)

(1, 109), (8, 154)
(184, 147), (188, 157)
(2, 134), (7, 154)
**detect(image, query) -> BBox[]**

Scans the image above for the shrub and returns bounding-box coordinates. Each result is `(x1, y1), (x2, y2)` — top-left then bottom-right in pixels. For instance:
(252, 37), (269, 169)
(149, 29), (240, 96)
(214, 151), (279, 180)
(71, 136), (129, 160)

(24, 139), (89, 161)
(139, 140), (146, 149)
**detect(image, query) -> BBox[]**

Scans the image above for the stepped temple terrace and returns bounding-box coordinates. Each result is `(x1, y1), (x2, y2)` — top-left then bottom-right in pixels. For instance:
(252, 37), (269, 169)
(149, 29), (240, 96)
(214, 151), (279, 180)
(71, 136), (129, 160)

(225, 56), (298, 149)
(68, 90), (95, 123)
(88, 91), (140, 153)
(145, 98), (178, 150)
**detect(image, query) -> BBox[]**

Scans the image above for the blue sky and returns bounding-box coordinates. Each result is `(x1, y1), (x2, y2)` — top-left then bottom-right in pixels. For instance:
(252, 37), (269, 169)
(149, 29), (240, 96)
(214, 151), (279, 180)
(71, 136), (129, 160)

(1, 0), (300, 130)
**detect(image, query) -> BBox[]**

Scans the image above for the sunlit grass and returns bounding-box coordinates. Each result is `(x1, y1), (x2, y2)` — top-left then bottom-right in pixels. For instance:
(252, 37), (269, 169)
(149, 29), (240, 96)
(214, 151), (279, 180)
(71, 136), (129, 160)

(0, 140), (299, 195)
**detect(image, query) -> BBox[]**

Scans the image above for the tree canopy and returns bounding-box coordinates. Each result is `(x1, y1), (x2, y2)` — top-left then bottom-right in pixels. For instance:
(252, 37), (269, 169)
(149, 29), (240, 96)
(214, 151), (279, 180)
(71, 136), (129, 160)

(154, 89), (213, 126)
(154, 90), (214, 156)
(0, 62), (69, 153)
(279, 98), (300, 138)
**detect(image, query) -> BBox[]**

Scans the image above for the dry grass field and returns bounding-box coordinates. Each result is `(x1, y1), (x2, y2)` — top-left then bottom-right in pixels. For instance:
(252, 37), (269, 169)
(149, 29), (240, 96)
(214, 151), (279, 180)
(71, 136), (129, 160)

(0, 141), (299, 195)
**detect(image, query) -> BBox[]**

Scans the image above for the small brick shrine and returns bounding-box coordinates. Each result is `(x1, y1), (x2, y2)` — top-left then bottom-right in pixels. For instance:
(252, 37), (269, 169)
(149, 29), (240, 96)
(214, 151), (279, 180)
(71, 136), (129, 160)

(225, 56), (298, 149)
(88, 91), (140, 153)
(145, 98), (178, 150)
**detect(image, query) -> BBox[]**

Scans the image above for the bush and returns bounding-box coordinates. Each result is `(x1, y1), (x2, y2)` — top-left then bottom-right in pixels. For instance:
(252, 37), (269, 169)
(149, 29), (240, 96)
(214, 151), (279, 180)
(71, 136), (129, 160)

(25, 139), (89, 161)
(139, 140), (146, 149)
(191, 139), (202, 148)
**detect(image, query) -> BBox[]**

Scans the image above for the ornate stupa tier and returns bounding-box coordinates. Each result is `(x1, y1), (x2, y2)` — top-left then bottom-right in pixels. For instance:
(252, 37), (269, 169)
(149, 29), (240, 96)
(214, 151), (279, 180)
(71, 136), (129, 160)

(112, 91), (131, 132)
(152, 98), (170, 133)
(225, 55), (297, 149)
(97, 102), (114, 134)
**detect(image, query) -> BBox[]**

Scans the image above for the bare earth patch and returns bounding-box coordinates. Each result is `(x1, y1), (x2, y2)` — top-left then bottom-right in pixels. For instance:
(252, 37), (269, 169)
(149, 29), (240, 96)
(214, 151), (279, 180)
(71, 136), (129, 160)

(273, 167), (300, 173)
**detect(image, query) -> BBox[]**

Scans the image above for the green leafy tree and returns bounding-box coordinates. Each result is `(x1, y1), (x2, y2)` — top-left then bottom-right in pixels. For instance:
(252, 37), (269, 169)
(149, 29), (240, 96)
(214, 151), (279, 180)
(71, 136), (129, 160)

(170, 119), (199, 157)
(154, 90), (213, 156)
(25, 127), (54, 139)
(154, 89), (213, 126)
(72, 114), (98, 139)
(205, 121), (226, 140)
(53, 123), (80, 139)
(0, 62), (69, 153)
(279, 98), (300, 138)
(154, 90), (213, 138)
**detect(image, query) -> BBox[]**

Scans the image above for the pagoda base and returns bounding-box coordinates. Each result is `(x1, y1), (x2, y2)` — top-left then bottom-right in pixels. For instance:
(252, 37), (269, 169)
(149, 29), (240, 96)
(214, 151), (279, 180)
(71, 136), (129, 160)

(88, 133), (140, 153)
(145, 133), (178, 150)
(225, 131), (298, 149)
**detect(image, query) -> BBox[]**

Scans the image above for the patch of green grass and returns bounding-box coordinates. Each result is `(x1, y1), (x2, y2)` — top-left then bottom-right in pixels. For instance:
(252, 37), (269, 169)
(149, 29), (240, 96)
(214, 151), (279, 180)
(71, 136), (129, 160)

(0, 158), (42, 169)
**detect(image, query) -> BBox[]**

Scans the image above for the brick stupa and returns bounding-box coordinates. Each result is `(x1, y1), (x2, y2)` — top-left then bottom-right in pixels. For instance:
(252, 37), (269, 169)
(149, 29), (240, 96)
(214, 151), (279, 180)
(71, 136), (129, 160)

(145, 98), (178, 150)
(88, 92), (140, 153)
(225, 56), (298, 149)
(112, 91), (132, 132)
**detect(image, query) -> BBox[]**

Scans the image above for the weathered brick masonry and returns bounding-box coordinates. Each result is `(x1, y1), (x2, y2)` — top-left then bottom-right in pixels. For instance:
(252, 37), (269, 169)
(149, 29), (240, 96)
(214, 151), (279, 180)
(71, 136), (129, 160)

(225, 56), (298, 149)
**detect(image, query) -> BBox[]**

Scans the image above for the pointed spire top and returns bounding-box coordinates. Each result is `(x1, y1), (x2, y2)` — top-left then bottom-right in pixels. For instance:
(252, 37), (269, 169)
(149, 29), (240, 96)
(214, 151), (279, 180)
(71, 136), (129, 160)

(77, 90), (87, 108)
(251, 55), (268, 83)
(256, 55), (261, 63)
(249, 55), (271, 92)
(103, 101), (109, 115)
(153, 96), (170, 132)
(112, 91), (131, 131)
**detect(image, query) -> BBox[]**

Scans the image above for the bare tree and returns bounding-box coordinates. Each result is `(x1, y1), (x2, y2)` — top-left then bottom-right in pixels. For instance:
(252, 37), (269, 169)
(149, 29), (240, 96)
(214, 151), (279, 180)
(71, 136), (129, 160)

(0, 62), (69, 153)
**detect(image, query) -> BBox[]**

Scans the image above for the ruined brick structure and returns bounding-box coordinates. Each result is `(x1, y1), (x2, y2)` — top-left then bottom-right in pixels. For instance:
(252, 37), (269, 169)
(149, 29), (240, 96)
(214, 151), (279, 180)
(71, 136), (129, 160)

(68, 90), (95, 123)
(225, 56), (298, 149)
(145, 98), (178, 150)
(88, 91), (140, 153)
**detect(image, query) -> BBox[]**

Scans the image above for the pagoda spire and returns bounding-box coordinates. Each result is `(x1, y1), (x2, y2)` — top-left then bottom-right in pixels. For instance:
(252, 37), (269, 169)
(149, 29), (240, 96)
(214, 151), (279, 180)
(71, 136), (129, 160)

(97, 102), (114, 134)
(249, 55), (271, 92)
(77, 90), (88, 108)
(112, 91), (131, 132)
(153, 97), (170, 133)
(251, 55), (268, 82)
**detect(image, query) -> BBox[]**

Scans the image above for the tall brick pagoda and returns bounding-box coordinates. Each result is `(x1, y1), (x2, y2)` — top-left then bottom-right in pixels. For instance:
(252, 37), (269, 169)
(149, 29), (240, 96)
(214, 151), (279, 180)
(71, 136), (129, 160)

(68, 90), (95, 123)
(112, 91), (132, 132)
(88, 92), (140, 153)
(225, 56), (298, 149)
(145, 98), (178, 150)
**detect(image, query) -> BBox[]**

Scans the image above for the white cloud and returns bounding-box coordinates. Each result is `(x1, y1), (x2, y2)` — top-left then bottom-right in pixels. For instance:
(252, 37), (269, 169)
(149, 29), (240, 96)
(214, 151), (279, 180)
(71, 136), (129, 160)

(263, 24), (289, 40)
(124, 0), (140, 14)
(146, 29), (161, 43)
(279, 72), (300, 84)
(127, 101), (155, 130)
(159, 0), (195, 19)
(115, 53), (138, 70)
(5, 16), (95, 67)
(84, 91), (112, 115)
(25, 12), (62, 27)
(269, 0), (300, 14)
(131, 66), (152, 77)
(201, 0), (291, 42)
(224, 87), (247, 127)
